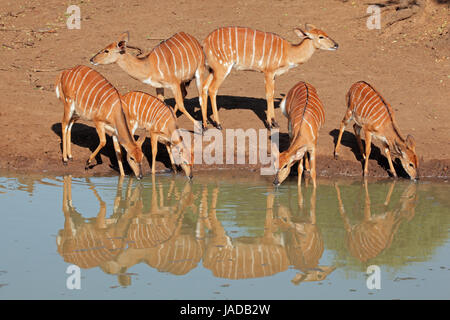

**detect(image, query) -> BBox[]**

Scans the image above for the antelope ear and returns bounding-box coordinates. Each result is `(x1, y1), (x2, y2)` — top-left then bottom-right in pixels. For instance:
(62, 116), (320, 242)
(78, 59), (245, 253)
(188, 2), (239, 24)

(117, 32), (129, 51)
(406, 135), (416, 151)
(118, 31), (129, 43)
(136, 135), (146, 148)
(393, 140), (402, 154)
(305, 23), (317, 31)
(294, 28), (308, 38)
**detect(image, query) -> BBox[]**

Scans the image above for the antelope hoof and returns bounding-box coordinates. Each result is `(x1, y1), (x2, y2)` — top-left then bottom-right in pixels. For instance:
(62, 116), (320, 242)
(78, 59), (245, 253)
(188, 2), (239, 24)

(333, 152), (339, 160)
(271, 119), (279, 129)
(215, 123), (223, 130)
(62, 159), (68, 166)
(85, 160), (91, 170)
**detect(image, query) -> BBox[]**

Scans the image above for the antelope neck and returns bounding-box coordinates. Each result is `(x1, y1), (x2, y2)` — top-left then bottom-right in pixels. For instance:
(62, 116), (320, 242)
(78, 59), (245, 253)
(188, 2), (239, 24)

(116, 52), (151, 81)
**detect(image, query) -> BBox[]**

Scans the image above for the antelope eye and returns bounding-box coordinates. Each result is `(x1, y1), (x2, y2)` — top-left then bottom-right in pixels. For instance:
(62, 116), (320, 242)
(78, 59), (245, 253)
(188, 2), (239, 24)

(409, 163), (415, 168)
(104, 49), (109, 53)
(319, 36), (324, 39)
(130, 157), (135, 162)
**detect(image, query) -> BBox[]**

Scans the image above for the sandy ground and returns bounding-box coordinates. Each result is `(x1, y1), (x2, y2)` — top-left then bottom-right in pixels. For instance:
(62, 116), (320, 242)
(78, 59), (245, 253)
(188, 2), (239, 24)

(0, 0), (448, 179)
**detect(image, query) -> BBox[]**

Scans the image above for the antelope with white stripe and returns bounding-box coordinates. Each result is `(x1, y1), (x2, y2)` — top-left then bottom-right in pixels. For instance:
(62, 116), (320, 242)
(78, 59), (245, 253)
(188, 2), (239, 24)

(273, 82), (325, 187)
(121, 91), (193, 179)
(202, 24), (337, 129)
(55, 65), (144, 178)
(334, 81), (419, 180)
(90, 32), (208, 128)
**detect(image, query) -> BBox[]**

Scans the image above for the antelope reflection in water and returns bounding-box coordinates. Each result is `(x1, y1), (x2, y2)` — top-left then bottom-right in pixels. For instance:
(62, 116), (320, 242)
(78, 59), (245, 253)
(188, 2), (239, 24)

(201, 185), (335, 284)
(57, 175), (201, 286)
(57, 176), (335, 285)
(335, 181), (417, 262)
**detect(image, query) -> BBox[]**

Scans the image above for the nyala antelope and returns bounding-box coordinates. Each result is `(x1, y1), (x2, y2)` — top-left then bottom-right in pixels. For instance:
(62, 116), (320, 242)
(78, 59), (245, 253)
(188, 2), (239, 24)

(273, 82), (325, 187)
(55, 65), (144, 178)
(334, 81), (419, 180)
(121, 91), (194, 179)
(90, 31), (208, 128)
(202, 24), (337, 129)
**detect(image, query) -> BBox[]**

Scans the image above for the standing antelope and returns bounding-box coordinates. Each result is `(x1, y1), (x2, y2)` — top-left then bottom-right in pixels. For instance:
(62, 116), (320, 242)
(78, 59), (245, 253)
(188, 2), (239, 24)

(334, 81), (419, 180)
(273, 81), (325, 187)
(121, 91), (193, 179)
(201, 24), (337, 129)
(55, 65), (144, 178)
(90, 31), (208, 128)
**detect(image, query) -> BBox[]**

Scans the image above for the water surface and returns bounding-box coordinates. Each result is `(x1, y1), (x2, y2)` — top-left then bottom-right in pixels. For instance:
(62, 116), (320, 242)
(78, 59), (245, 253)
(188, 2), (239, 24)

(0, 171), (449, 299)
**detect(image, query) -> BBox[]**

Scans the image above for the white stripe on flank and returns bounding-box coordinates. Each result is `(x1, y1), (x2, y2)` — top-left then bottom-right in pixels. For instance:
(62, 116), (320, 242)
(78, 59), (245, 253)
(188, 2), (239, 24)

(154, 50), (164, 78)
(360, 94), (378, 118)
(259, 33), (266, 66)
(278, 40), (284, 66)
(302, 118), (316, 140)
(75, 69), (94, 102)
(147, 99), (160, 125)
(97, 88), (116, 115)
(355, 84), (367, 111)
(160, 109), (171, 131)
(129, 93), (137, 118)
(136, 93), (144, 117)
(215, 30), (221, 61)
(371, 108), (387, 125)
(79, 76), (99, 114)
(356, 88), (372, 115)
(250, 30), (256, 67)
(235, 27), (239, 64)
(180, 33), (197, 73)
(363, 98), (380, 120)
(221, 28), (226, 61)
(158, 46), (171, 76)
(144, 98), (157, 124)
(67, 68), (80, 91)
(266, 33), (274, 68)
(173, 36), (191, 76)
(169, 38), (184, 77)
(139, 96), (152, 124)
(105, 99), (119, 120)
(86, 79), (108, 116)
(242, 28), (248, 65)
(228, 28), (233, 60)
(272, 37), (279, 67)
(165, 42), (178, 77)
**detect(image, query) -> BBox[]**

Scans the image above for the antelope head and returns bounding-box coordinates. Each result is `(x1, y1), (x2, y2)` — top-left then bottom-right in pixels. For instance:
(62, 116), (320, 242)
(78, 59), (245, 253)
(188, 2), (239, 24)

(294, 23), (339, 51)
(273, 148), (306, 186)
(172, 136), (194, 180)
(396, 134), (419, 180)
(90, 32), (130, 66)
(126, 144), (144, 180)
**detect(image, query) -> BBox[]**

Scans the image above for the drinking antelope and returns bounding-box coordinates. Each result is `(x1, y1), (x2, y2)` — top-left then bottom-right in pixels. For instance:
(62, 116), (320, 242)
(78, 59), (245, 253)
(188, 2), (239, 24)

(202, 24), (337, 129)
(273, 81), (325, 187)
(121, 91), (194, 179)
(334, 81), (419, 180)
(55, 65), (144, 178)
(90, 32), (208, 128)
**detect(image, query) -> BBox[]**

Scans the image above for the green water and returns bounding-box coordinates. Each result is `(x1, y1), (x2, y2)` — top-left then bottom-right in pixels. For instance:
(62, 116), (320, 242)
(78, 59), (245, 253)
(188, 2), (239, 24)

(0, 171), (449, 299)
